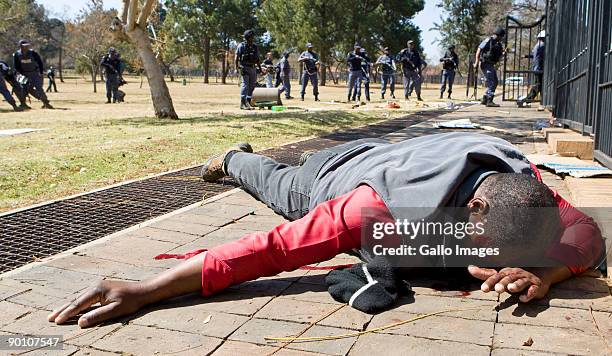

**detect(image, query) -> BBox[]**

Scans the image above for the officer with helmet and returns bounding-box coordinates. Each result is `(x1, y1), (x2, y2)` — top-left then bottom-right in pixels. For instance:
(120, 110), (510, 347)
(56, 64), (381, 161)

(13, 39), (53, 109)
(518, 30), (546, 106)
(475, 27), (506, 107)
(235, 29), (261, 110)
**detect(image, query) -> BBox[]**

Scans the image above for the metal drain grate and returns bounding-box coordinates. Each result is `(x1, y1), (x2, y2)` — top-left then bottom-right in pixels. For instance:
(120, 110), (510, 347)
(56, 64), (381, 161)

(0, 110), (443, 274)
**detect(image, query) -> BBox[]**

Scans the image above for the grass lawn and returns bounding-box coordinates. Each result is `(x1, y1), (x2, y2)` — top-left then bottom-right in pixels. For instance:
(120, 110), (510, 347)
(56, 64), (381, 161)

(0, 76), (457, 212)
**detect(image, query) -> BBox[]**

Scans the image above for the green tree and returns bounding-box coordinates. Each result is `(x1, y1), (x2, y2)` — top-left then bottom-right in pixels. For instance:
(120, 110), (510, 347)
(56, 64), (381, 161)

(434, 0), (487, 71)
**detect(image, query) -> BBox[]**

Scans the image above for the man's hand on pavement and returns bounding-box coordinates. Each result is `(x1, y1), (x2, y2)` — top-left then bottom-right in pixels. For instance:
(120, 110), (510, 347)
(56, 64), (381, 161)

(467, 265), (551, 302)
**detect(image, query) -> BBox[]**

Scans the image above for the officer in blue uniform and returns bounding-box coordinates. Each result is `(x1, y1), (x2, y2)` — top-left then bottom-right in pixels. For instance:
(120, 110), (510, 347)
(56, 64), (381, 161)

(439, 45), (459, 99)
(346, 44), (363, 102)
(235, 29), (261, 110)
(359, 48), (371, 102)
(13, 39), (53, 109)
(375, 47), (396, 99)
(100, 48), (124, 104)
(278, 51), (293, 99)
(397, 40), (426, 101)
(475, 27), (506, 107)
(0, 61), (22, 111)
(298, 43), (320, 101)
(518, 30), (545, 106)
(46, 66), (58, 93)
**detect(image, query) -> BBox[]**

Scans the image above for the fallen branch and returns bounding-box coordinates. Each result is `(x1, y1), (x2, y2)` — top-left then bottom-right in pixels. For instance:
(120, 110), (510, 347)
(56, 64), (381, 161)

(265, 307), (483, 343)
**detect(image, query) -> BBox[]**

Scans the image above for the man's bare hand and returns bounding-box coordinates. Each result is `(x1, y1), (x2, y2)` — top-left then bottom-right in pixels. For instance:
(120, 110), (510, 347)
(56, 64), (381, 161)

(48, 280), (150, 328)
(467, 266), (550, 302)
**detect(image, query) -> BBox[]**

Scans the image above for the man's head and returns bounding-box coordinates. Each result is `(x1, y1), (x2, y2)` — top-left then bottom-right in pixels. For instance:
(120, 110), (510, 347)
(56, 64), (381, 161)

(18, 39), (31, 51)
(306, 43), (313, 52)
(466, 173), (561, 263)
(360, 48), (366, 55)
(383, 47), (390, 55)
(266, 52), (272, 60)
(448, 44), (456, 53)
(244, 29), (255, 43)
(493, 27), (506, 40)
(407, 40), (415, 50)
(353, 43), (360, 53)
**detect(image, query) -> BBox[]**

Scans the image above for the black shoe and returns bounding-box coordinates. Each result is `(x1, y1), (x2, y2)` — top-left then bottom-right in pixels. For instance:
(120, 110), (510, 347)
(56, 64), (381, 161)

(42, 102), (54, 109)
(244, 99), (255, 110)
(286, 95), (294, 99)
(12, 104), (23, 112)
(391, 93), (395, 99)
(200, 143), (254, 182)
(301, 95), (305, 101)
(20, 104), (31, 110)
(240, 99), (249, 110)
(439, 93), (443, 99)
(381, 93), (385, 100)
(106, 99), (112, 104)
(417, 96), (423, 101)
(314, 95), (320, 102)
(486, 100), (500, 107)
(404, 95), (409, 100)
(447, 93), (452, 99)
(481, 95), (488, 105)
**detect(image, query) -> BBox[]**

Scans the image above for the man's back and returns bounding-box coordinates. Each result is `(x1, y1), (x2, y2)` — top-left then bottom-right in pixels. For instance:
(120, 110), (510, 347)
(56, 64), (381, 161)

(310, 133), (534, 218)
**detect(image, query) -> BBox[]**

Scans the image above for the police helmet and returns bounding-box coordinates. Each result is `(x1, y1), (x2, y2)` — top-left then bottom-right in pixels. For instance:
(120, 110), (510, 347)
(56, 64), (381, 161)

(494, 27), (506, 37)
(18, 39), (31, 46)
(108, 47), (116, 53)
(306, 43), (313, 48)
(537, 30), (545, 39)
(448, 44), (456, 50)
(407, 40), (415, 45)
(243, 29), (255, 39)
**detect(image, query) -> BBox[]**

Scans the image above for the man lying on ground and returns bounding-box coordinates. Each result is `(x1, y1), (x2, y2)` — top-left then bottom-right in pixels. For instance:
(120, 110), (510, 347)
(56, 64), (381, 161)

(48, 132), (604, 328)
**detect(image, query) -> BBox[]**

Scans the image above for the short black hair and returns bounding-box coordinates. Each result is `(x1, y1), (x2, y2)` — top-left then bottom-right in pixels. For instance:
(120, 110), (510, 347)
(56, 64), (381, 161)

(475, 173), (561, 254)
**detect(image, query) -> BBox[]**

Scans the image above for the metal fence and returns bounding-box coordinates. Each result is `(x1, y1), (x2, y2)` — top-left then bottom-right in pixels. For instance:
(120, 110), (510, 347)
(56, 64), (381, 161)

(543, 0), (612, 168)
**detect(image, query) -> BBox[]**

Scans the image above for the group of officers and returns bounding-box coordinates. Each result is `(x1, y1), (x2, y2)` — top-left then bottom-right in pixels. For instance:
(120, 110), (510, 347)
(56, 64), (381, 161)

(3, 27), (545, 112)
(0, 40), (126, 112)
(235, 25), (545, 110)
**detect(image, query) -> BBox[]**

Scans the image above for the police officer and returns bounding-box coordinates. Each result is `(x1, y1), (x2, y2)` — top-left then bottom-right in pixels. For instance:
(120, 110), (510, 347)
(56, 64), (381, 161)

(46, 66), (58, 93)
(262, 52), (274, 88)
(439, 45), (459, 99)
(346, 43), (363, 102)
(475, 27), (506, 107)
(397, 40), (426, 101)
(298, 43), (320, 101)
(375, 47), (396, 99)
(235, 29), (260, 110)
(359, 47), (371, 102)
(0, 60), (29, 111)
(0, 61), (22, 111)
(100, 47), (124, 104)
(13, 39), (53, 109)
(518, 30), (545, 106)
(278, 51), (293, 99)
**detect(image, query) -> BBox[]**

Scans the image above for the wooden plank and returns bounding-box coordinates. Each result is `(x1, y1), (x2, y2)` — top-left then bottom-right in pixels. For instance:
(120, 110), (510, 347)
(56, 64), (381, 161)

(547, 133), (594, 160)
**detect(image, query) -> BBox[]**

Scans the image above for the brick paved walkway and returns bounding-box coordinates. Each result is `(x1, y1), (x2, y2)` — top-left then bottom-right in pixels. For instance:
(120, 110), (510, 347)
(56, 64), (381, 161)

(1, 103), (610, 355)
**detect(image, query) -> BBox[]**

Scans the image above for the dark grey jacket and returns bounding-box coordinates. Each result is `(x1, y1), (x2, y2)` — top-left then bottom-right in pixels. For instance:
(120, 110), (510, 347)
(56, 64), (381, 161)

(309, 132), (534, 219)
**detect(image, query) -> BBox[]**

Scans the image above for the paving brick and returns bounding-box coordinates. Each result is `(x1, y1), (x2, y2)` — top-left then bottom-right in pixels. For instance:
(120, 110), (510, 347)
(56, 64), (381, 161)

(490, 348), (562, 356)
(318, 306), (372, 331)
(368, 310), (494, 345)
(286, 325), (358, 355)
(553, 276), (611, 293)
(127, 226), (209, 244)
(215, 192), (268, 209)
(169, 226), (253, 253)
(1, 309), (123, 347)
(279, 282), (342, 305)
(0, 278), (33, 301)
(165, 212), (239, 228)
(70, 347), (119, 355)
(349, 332), (490, 356)
(2, 343), (80, 356)
(79, 236), (179, 268)
(392, 294), (498, 322)
(6, 287), (70, 310)
(212, 340), (329, 356)
(148, 219), (219, 237)
(592, 310), (612, 342)
(132, 303), (249, 339)
(497, 303), (601, 332)
(91, 324), (223, 355)
(8, 266), (97, 298)
(409, 277), (499, 301)
(107, 264), (169, 281)
(43, 255), (134, 278)
(0, 301), (32, 327)
(191, 289), (275, 316)
(229, 318), (305, 345)
(231, 213), (288, 231)
(505, 287), (612, 312)
(189, 202), (256, 219)
(255, 297), (343, 324)
(493, 322), (608, 355)
(297, 271), (329, 286)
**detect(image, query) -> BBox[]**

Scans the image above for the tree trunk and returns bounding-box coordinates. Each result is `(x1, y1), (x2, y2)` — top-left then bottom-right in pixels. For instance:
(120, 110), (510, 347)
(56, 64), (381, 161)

(91, 66), (97, 93)
(203, 36), (211, 84)
(221, 49), (227, 84)
(126, 25), (178, 119)
(58, 41), (64, 83)
(320, 53), (327, 86)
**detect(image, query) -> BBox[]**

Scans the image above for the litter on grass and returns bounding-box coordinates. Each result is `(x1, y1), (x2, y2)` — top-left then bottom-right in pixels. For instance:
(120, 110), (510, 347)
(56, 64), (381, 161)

(0, 128), (46, 137)
(434, 118), (480, 129)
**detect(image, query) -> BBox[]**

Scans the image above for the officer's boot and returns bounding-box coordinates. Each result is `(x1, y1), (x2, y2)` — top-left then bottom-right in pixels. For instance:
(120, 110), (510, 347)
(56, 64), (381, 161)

(447, 92), (452, 99)
(314, 94), (320, 102)
(11, 102), (23, 112)
(106, 97), (112, 104)
(42, 101), (54, 109)
(439, 92), (443, 99)
(417, 95), (423, 101)
(391, 93), (395, 99)
(347, 95), (351, 102)
(381, 93), (385, 100)
(240, 98), (249, 110)
(486, 96), (500, 107)
(481, 95), (488, 105)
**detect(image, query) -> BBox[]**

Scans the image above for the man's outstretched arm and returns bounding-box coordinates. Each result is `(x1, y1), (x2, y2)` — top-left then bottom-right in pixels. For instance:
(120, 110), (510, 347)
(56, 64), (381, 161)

(49, 185), (385, 328)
